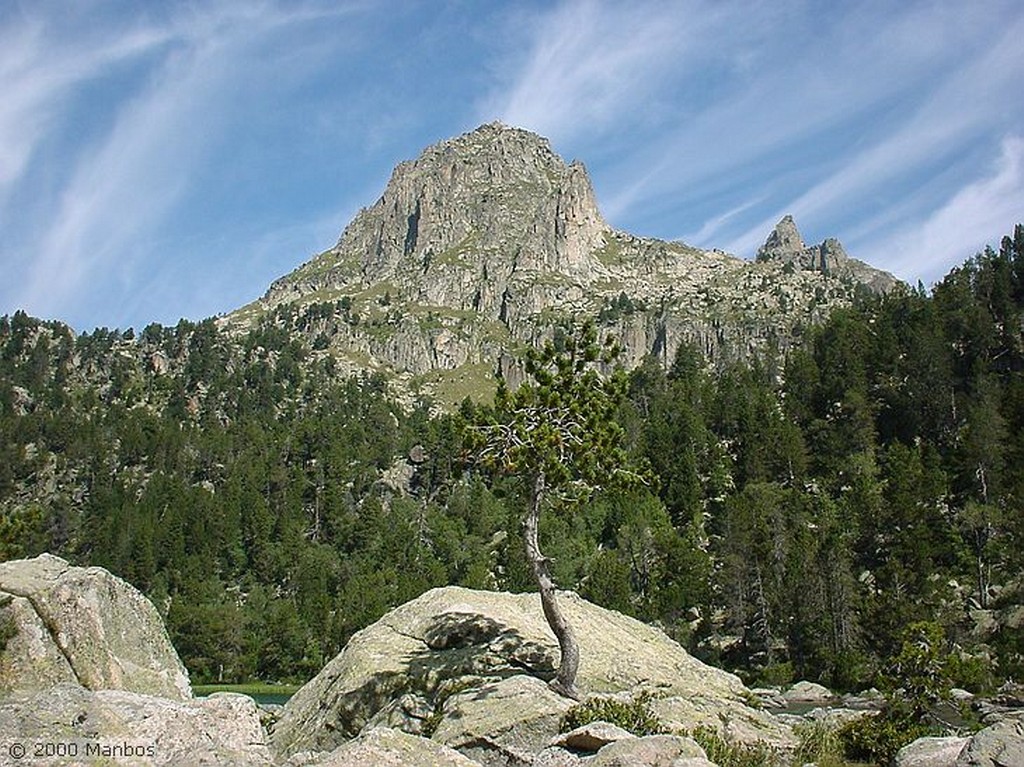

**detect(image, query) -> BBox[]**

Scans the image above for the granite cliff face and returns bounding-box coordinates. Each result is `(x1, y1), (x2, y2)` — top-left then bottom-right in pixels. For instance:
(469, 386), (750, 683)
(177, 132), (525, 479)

(228, 123), (899, 405)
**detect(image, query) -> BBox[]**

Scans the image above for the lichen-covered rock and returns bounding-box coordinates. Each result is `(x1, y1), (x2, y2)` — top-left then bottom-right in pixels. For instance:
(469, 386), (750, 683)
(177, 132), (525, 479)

(956, 714), (1024, 767)
(781, 680), (834, 704)
(896, 736), (969, 767)
(550, 720), (635, 752)
(588, 734), (706, 767)
(432, 676), (573, 767)
(272, 586), (793, 760)
(301, 727), (482, 767)
(0, 554), (190, 701)
(530, 746), (584, 767)
(364, 693), (436, 736)
(0, 593), (74, 692)
(0, 684), (272, 766)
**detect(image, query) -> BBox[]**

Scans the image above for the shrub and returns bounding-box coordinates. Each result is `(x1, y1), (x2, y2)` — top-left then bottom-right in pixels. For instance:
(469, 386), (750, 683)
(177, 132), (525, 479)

(756, 661), (794, 688)
(881, 621), (951, 715)
(836, 710), (935, 766)
(793, 720), (848, 767)
(945, 651), (996, 694)
(559, 691), (664, 735)
(688, 725), (781, 767)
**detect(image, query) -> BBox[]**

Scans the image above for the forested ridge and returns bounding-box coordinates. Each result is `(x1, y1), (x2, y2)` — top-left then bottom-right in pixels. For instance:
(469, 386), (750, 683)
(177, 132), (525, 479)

(1, 225), (1022, 695)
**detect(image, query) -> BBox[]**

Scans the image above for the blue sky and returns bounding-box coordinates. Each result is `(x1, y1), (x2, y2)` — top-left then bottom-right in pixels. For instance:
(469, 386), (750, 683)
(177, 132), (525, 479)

(2, 0), (1023, 332)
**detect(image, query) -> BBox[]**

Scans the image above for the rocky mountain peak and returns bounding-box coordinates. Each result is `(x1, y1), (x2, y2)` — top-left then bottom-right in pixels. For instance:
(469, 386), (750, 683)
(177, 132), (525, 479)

(233, 127), (901, 407)
(757, 215), (897, 291)
(264, 123), (608, 309)
(758, 214), (806, 259)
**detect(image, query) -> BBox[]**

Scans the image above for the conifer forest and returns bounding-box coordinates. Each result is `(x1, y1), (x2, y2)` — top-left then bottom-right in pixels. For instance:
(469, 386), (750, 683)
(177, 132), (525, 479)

(1, 226), (1022, 696)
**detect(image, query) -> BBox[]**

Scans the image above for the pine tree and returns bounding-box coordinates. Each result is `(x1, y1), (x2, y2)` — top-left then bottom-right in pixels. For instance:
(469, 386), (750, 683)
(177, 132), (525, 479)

(465, 322), (648, 699)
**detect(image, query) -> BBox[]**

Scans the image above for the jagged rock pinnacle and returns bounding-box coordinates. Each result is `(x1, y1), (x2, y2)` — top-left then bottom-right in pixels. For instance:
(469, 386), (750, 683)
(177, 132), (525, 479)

(756, 214), (896, 290)
(758, 215), (806, 260)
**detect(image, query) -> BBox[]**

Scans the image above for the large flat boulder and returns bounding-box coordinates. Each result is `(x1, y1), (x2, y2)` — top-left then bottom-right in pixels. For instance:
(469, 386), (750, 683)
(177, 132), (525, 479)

(957, 714), (1024, 767)
(432, 675), (573, 767)
(0, 683), (272, 766)
(896, 736), (969, 767)
(0, 554), (190, 701)
(297, 727), (483, 767)
(272, 586), (793, 759)
(588, 734), (707, 767)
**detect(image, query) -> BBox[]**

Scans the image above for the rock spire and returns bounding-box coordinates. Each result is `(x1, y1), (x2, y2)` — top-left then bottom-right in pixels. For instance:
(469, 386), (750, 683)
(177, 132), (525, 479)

(757, 214), (897, 291)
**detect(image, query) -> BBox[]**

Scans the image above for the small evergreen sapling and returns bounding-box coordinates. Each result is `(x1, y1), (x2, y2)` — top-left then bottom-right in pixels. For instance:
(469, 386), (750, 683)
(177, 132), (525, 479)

(466, 322), (648, 699)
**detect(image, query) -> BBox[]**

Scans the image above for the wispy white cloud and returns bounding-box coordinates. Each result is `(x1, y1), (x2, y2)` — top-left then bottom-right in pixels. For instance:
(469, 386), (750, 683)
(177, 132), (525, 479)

(680, 197), (764, 247)
(5, 1), (1024, 330)
(7, 1), (363, 327)
(0, 13), (172, 199)
(482, 2), (970, 226)
(859, 136), (1024, 286)
(483, 0), (1024, 286)
(720, 9), (1024, 262)
(477, 0), (722, 144)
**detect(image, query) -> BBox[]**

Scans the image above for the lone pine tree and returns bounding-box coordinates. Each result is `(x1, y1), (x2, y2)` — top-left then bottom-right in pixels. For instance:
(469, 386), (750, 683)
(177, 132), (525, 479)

(466, 322), (648, 699)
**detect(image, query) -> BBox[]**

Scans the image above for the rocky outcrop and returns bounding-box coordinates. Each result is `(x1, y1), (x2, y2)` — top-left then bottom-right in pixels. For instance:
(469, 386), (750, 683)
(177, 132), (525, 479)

(550, 721), (636, 752)
(0, 684), (273, 766)
(0, 556), (275, 765)
(955, 714), (1024, 766)
(266, 123), (608, 304)
(272, 586), (793, 762)
(757, 215), (898, 293)
(895, 736), (969, 767)
(226, 124), (900, 407)
(289, 727), (483, 767)
(781, 680), (835, 705)
(0, 554), (190, 700)
(432, 675), (573, 766)
(588, 734), (709, 767)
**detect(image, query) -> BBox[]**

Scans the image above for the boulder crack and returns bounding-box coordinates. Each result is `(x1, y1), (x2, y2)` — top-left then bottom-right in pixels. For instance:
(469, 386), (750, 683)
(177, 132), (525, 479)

(25, 592), (89, 688)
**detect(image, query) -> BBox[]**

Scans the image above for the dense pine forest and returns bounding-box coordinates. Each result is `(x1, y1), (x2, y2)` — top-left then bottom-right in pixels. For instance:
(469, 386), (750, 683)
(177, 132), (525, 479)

(1, 225), (1022, 696)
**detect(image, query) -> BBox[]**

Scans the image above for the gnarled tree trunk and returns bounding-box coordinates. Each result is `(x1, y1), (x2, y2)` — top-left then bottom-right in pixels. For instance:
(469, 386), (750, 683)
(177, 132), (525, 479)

(524, 470), (581, 700)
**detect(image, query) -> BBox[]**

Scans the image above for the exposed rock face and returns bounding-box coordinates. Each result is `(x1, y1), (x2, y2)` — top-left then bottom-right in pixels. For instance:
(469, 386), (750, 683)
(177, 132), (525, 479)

(956, 714), (1024, 766)
(294, 727), (483, 767)
(432, 675), (573, 766)
(757, 215), (898, 293)
(0, 684), (273, 766)
(272, 586), (793, 761)
(0, 556), (276, 765)
(265, 122), (607, 306)
(781, 680), (835, 704)
(895, 736), (969, 767)
(550, 721), (636, 752)
(0, 554), (190, 701)
(228, 123), (899, 406)
(588, 734), (707, 767)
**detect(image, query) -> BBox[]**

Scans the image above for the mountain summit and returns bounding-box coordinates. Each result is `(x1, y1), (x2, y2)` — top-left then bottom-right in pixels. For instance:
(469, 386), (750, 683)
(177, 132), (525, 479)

(757, 215), (896, 292)
(263, 122), (608, 318)
(230, 124), (898, 405)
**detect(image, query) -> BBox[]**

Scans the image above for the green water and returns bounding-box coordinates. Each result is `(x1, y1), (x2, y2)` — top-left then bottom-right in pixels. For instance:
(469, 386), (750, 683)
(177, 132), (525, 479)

(193, 684), (298, 706)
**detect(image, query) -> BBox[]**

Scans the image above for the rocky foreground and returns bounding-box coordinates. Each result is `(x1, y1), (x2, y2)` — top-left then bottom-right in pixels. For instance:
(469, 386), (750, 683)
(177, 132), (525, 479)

(0, 554), (1021, 766)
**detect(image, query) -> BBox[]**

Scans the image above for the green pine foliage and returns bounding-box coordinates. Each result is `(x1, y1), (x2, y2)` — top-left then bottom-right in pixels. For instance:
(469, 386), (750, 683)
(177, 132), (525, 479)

(0, 224), (1021, 694)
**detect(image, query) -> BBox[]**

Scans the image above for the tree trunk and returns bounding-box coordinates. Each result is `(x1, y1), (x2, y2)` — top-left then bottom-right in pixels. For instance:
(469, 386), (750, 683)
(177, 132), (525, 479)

(524, 470), (581, 700)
